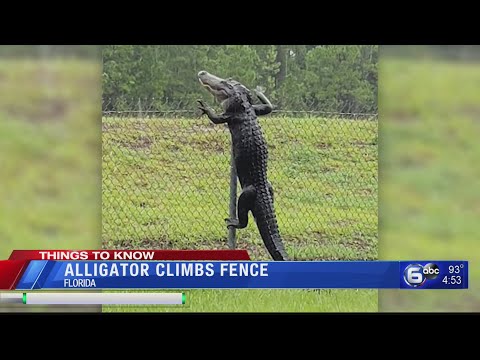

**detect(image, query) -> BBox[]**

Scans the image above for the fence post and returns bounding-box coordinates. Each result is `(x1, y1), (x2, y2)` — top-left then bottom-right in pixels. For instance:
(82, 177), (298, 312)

(227, 144), (237, 249)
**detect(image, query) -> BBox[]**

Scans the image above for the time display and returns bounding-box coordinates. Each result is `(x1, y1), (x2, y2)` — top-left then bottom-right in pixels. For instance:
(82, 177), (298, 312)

(442, 275), (462, 285)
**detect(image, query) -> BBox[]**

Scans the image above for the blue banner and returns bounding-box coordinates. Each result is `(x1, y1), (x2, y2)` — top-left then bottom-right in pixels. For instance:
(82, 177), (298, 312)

(14, 260), (468, 290)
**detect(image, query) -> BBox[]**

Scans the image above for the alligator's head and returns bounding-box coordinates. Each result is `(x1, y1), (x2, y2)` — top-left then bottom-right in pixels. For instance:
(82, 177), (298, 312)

(198, 71), (252, 112)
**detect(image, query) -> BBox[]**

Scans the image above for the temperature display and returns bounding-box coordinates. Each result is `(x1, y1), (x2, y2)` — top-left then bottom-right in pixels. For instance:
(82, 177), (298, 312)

(448, 264), (464, 274)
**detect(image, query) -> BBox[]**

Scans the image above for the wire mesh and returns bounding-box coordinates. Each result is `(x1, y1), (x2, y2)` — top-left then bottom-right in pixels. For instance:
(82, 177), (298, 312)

(102, 99), (378, 261)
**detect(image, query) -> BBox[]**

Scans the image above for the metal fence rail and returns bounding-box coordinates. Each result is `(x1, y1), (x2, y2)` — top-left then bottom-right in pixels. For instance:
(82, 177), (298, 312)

(102, 106), (378, 261)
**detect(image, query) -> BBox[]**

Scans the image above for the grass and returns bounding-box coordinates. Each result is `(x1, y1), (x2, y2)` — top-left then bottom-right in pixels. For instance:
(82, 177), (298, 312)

(102, 115), (378, 312)
(379, 57), (480, 311)
(104, 289), (377, 312)
(0, 58), (101, 312)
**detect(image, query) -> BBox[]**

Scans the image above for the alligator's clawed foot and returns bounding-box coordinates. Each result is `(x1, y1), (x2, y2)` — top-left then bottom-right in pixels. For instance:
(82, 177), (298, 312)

(254, 86), (266, 95)
(225, 218), (239, 229)
(197, 100), (207, 116)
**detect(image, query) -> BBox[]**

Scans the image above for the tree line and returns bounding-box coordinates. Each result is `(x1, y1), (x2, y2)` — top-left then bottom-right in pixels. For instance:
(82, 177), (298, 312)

(102, 45), (378, 114)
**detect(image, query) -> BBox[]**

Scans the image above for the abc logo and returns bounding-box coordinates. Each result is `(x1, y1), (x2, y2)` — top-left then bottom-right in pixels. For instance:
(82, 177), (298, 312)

(403, 263), (440, 287)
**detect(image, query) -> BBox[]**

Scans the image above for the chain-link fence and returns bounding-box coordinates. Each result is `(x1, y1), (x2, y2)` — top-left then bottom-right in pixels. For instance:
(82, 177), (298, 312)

(102, 99), (378, 261)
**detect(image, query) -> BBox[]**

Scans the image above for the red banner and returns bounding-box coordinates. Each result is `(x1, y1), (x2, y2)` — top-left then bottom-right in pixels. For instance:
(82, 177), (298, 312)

(8, 250), (251, 261)
(0, 260), (29, 290)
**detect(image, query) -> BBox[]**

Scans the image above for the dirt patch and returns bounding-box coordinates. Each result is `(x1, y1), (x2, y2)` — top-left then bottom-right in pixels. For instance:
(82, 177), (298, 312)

(398, 153), (433, 167)
(390, 110), (418, 122)
(459, 105), (480, 118)
(352, 140), (376, 146)
(189, 138), (226, 153)
(359, 188), (375, 195)
(342, 235), (376, 253)
(35, 68), (59, 85)
(102, 122), (122, 132)
(4, 99), (69, 122)
(334, 219), (356, 227)
(114, 135), (153, 150)
(316, 141), (331, 149)
(191, 123), (221, 133)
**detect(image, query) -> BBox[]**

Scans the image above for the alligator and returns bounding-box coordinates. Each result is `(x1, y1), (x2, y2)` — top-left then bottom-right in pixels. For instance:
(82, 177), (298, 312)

(197, 70), (289, 261)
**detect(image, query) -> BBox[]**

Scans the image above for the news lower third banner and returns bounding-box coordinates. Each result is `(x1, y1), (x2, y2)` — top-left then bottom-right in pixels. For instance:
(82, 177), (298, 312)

(0, 250), (468, 290)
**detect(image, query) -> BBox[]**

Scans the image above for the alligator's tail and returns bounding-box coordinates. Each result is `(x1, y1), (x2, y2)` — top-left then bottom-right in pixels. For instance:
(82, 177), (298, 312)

(252, 184), (289, 261)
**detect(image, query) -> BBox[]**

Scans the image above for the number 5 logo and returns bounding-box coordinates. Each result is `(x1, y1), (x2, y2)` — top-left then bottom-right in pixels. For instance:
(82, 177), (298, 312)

(404, 264), (425, 287)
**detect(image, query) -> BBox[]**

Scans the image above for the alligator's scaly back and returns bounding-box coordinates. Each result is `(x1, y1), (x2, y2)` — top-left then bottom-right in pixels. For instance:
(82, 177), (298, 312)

(197, 71), (289, 261)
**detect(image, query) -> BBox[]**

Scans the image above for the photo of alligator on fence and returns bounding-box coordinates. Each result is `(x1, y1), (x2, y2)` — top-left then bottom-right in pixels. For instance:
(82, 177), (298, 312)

(101, 45), (378, 262)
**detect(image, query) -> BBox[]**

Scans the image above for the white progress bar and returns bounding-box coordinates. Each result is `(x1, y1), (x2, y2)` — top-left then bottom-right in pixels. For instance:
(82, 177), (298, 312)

(0, 292), (185, 305)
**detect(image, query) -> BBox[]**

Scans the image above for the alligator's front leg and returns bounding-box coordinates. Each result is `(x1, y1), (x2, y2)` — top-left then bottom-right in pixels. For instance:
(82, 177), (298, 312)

(253, 89), (273, 116)
(197, 100), (230, 124)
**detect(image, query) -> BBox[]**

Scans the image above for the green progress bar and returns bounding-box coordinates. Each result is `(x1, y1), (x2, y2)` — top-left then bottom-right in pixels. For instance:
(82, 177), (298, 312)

(1, 292), (184, 305)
